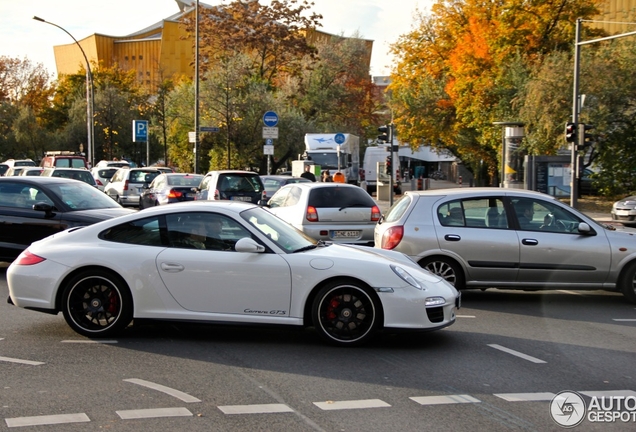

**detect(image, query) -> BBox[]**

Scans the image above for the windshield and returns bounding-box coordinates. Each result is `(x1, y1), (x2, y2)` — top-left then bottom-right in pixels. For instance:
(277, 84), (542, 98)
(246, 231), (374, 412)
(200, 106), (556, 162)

(48, 182), (124, 210)
(306, 152), (340, 170)
(241, 207), (316, 252)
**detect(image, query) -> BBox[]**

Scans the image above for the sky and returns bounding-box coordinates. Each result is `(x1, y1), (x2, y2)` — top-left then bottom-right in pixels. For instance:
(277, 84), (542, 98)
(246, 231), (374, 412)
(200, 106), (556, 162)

(1, 0), (431, 80)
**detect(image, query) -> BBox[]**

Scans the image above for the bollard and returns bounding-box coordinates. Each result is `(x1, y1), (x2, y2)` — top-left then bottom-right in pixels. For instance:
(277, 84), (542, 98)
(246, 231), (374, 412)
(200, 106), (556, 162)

(425, 178), (430, 190)
(459, 175), (462, 187)
(417, 178), (423, 190)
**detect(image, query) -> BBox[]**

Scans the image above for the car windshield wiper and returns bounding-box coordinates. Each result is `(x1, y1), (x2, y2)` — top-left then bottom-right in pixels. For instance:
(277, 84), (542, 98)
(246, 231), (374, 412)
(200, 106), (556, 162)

(293, 240), (326, 253)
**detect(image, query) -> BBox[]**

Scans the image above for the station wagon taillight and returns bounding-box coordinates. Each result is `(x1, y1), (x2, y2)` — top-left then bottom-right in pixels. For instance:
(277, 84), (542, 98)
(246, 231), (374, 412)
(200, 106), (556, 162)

(306, 205), (319, 222)
(167, 189), (183, 199)
(213, 189), (220, 200)
(381, 226), (404, 250)
(371, 205), (381, 222)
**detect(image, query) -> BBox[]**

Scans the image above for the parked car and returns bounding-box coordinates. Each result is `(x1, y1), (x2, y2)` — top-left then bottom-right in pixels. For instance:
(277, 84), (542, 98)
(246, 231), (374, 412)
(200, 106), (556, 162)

(0, 177), (135, 262)
(104, 167), (161, 207)
(611, 195), (636, 226)
(194, 170), (264, 204)
(95, 160), (131, 169)
(374, 188), (636, 304)
(3, 159), (36, 168)
(18, 167), (44, 176)
(6, 201), (459, 345)
(40, 151), (88, 169)
(41, 167), (97, 187)
(139, 173), (203, 209)
(264, 183), (381, 245)
(260, 175), (311, 203)
(0, 163), (9, 176)
(91, 167), (119, 191)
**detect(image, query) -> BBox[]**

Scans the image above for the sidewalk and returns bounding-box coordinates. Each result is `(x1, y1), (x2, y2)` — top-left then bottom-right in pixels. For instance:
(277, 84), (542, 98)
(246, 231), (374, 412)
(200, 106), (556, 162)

(374, 179), (613, 223)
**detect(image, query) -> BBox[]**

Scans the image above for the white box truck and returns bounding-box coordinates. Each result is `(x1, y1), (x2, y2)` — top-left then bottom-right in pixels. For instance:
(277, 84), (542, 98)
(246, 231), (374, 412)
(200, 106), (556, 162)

(299, 133), (360, 183)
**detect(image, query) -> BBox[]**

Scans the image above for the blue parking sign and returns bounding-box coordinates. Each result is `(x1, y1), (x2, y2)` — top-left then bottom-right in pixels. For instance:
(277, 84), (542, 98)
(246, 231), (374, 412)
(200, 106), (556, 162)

(133, 120), (148, 142)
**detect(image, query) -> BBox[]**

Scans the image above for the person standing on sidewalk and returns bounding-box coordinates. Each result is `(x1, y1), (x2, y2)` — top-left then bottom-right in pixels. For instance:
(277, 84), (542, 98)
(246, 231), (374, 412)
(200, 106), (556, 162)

(300, 165), (316, 182)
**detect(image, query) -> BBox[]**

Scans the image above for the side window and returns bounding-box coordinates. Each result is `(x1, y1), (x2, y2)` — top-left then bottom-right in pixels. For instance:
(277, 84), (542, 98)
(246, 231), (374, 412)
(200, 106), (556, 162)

(438, 200), (465, 227)
(285, 186), (302, 207)
(166, 212), (251, 251)
(463, 197), (506, 228)
(199, 176), (212, 191)
(268, 187), (291, 208)
(512, 198), (582, 233)
(100, 216), (164, 246)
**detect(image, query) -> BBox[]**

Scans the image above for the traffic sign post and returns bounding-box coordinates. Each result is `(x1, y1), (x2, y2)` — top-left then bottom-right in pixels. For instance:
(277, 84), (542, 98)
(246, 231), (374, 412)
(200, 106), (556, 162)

(263, 111), (279, 127)
(263, 112), (279, 174)
(133, 120), (149, 167)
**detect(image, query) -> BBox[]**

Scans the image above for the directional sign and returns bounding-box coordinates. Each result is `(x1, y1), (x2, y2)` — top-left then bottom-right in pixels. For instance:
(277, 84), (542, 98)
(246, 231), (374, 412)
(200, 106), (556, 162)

(262, 127), (279, 139)
(334, 133), (346, 144)
(133, 120), (148, 142)
(263, 111), (279, 127)
(200, 126), (220, 132)
(265, 138), (274, 145)
(263, 145), (274, 155)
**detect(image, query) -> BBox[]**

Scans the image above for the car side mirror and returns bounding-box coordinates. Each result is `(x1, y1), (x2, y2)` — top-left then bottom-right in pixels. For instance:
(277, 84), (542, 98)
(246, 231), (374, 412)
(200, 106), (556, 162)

(578, 222), (593, 235)
(235, 237), (265, 253)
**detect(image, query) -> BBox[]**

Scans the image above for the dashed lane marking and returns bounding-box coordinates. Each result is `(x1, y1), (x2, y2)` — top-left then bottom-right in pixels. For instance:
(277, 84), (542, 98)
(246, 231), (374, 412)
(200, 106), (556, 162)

(124, 379), (201, 403)
(0, 356), (44, 366)
(488, 344), (547, 364)
(494, 392), (555, 402)
(410, 395), (481, 405)
(313, 399), (391, 411)
(218, 404), (294, 414)
(5, 413), (89, 428)
(117, 407), (193, 420)
(457, 315), (476, 318)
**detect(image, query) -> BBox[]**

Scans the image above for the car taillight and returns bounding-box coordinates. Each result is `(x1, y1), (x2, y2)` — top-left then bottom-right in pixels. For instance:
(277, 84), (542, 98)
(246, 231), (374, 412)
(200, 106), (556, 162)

(213, 189), (220, 200)
(168, 189), (182, 199)
(96, 179), (103, 186)
(381, 226), (404, 250)
(371, 205), (381, 222)
(14, 250), (46, 266)
(306, 205), (319, 222)
(124, 180), (129, 191)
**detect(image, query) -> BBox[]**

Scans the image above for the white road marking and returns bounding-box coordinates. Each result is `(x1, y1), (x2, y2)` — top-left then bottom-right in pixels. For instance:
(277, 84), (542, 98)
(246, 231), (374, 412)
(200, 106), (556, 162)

(218, 404), (294, 414)
(457, 315), (476, 318)
(488, 344), (547, 364)
(410, 395), (481, 405)
(313, 399), (391, 411)
(494, 392), (555, 402)
(5, 413), (89, 427)
(580, 390), (636, 398)
(612, 319), (636, 322)
(123, 379), (201, 403)
(0, 356), (44, 366)
(61, 339), (118, 344)
(116, 407), (192, 420)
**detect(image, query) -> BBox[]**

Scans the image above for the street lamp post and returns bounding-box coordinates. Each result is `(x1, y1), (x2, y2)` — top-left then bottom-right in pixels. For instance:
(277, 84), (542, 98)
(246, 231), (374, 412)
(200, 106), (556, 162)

(493, 121), (524, 187)
(33, 16), (94, 167)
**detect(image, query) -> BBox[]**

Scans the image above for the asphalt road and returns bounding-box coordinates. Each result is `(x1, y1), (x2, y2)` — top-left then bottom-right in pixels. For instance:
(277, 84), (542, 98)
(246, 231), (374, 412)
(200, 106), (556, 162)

(1, 262), (635, 431)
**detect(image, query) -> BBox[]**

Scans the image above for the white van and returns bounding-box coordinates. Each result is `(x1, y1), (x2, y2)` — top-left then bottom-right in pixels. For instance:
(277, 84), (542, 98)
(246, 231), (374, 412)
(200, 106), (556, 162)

(361, 145), (401, 195)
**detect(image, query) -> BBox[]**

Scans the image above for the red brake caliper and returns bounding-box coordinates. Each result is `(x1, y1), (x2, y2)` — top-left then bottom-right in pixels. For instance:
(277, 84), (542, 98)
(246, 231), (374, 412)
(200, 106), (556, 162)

(326, 297), (339, 320)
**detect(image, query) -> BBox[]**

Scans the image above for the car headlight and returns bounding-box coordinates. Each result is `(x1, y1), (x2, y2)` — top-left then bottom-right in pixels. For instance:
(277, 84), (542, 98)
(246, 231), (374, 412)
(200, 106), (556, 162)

(390, 265), (423, 289)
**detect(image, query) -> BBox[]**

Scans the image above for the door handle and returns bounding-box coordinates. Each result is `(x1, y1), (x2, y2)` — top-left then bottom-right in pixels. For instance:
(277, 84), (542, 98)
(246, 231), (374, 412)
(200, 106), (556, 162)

(521, 239), (538, 246)
(444, 234), (461, 242)
(160, 262), (184, 272)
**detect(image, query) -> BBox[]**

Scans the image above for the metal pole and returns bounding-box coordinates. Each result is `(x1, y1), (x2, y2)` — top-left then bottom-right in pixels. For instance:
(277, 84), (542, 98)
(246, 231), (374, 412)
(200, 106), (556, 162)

(389, 123), (394, 206)
(34, 16), (94, 167)
(570, 18), (581, 208)
(194, 1), (200, 174)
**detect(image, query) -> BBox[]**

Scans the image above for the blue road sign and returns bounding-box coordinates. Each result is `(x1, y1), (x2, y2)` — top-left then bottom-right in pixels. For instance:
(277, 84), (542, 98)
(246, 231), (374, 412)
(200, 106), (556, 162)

(133, 120), (148, 142)
(263, 111), (279, 127)
(334, 133), (346, 144)
(200, 126), (220, 132)
(265, 138), (274, 145)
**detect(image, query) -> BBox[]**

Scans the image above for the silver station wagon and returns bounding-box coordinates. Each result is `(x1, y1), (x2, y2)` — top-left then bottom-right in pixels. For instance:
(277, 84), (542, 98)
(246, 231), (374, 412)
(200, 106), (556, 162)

(374, 188), (636, 303)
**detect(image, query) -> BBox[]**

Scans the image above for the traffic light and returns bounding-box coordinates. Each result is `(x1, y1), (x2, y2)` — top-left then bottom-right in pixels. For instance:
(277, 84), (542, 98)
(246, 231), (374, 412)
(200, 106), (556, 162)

(577, 123), (595, 151)
(385, 155), (391, 172)
(378, 125), (390, 142)
(564, 121), (577, 143)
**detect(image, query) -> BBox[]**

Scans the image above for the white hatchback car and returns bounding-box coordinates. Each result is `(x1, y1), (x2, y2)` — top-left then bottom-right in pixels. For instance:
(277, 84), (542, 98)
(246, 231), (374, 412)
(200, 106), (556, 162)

(265, 183), (381, 245)
(104, 167), (161, 207)
(7, 201), (459, 346)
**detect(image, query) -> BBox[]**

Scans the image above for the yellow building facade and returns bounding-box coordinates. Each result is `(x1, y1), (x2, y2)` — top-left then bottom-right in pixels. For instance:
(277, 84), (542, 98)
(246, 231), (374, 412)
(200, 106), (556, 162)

(53, 1), (372, 92)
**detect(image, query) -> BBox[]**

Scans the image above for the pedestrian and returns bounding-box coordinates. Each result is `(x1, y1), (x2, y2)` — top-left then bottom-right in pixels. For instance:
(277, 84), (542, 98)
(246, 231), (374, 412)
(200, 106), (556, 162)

(322, 170), (333, 182)
(300, 165), (316, 182)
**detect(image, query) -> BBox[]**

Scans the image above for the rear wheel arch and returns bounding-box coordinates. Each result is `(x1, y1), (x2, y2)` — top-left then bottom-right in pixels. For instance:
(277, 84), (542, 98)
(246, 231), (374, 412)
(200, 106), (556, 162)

(55, 266), (131, 312)
(618, 260), (636, 304)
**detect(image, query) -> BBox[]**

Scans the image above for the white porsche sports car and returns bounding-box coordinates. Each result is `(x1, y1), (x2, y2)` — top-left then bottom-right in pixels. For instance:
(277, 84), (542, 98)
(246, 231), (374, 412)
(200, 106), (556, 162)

(7, 201), (459, 346)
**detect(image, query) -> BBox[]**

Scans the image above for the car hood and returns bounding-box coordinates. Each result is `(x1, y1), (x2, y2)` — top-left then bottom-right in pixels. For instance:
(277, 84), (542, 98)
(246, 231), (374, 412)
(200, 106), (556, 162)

(64, 208), (137, 221)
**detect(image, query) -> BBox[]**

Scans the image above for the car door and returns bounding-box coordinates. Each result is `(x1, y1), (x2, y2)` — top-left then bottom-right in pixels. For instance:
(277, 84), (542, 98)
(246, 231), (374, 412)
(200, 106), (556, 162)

(434, 197), (520, 285)
(510, 197), (612, 285)
(0, 182), (63, 259)
(156, 212), (292, 315)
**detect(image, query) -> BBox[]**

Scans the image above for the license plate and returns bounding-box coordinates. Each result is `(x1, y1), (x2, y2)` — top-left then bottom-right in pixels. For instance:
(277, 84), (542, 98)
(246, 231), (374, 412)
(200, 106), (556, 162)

(231, 196), (252, 202)
(616, 210), (632, 216)
(332, 230), (360, 239)
(186, 193), (194, 198)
